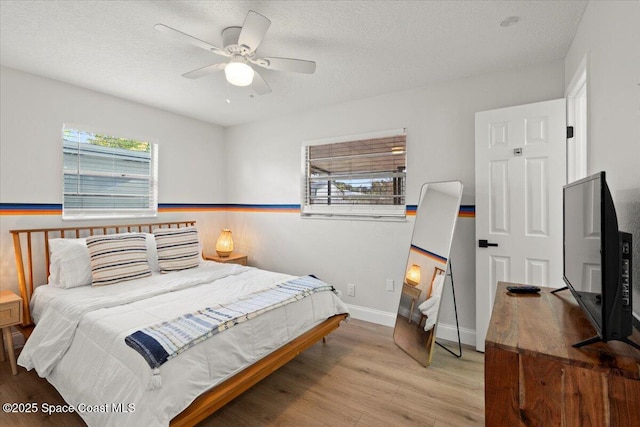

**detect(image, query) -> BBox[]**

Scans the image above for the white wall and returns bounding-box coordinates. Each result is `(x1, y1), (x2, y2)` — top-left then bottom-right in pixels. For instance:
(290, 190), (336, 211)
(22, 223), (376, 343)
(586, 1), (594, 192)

(0, 66), (227, 293)
(0, 58), (571, 344)
(564, 0), (640, 322)
(224, 60), (565, 340)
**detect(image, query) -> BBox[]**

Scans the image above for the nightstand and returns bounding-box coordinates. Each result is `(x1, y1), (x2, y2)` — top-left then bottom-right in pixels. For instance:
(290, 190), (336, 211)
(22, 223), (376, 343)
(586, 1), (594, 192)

(402, 283), (421, 324)
(203, 252), (248, 266)
(0, 290), (23, 375)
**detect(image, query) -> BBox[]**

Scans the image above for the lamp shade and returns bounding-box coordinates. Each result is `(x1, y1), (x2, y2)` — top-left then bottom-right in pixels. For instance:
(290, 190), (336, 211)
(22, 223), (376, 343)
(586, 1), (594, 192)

(405, 264), (421, 286)
(215, 229), (234, 257)
(224, 60), (255, 87)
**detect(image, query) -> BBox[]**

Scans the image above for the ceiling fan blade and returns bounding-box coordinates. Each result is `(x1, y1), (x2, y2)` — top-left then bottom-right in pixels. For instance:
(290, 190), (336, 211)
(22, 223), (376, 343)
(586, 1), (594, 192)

(181, 63), (226, 79)
(154, 24), (228, 57)
(257, 57), (316, 74)
(238, 10), (271, 52)
(251, 70), (272, 95)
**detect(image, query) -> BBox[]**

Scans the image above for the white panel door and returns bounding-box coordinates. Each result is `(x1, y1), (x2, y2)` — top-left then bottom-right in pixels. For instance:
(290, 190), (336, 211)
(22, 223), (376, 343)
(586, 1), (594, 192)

(475, 99), (566, 352)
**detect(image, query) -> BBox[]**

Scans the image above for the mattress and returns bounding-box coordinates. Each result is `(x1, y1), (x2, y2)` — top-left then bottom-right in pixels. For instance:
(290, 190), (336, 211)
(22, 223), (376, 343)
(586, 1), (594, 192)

(18, 262), (349, 426)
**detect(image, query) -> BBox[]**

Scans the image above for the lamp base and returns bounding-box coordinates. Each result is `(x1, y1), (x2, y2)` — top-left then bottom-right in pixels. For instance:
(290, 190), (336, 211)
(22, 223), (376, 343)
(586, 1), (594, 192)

(216, 250), (232, 257)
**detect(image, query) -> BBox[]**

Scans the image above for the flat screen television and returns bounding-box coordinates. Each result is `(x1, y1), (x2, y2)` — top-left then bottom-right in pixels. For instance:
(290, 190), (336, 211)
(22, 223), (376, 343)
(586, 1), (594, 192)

(559, 171), (638, 350)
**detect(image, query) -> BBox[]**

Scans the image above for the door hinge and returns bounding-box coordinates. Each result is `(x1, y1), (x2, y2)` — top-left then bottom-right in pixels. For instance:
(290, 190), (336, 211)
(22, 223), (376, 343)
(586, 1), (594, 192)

(567, 126), (574, 139)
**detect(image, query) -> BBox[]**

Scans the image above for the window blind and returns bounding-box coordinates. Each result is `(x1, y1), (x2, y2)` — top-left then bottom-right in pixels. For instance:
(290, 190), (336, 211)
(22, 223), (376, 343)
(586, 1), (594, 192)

(62, 126), (158, 220)
(302, 130), (406, 218)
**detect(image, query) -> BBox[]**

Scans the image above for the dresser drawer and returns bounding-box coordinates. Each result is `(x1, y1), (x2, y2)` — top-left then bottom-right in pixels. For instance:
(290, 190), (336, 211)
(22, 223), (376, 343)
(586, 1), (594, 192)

(0, 300), (21, 327)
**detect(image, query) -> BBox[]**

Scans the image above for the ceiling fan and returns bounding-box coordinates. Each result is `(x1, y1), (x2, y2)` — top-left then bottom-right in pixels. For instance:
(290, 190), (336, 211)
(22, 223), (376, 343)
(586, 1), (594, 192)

(155, 10), (316, 95)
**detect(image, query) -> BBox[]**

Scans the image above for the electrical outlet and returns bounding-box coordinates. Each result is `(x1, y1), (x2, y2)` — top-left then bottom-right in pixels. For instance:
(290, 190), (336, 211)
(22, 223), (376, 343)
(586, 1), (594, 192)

(347, 283), (356, 297)
(386, 279), (394, 292)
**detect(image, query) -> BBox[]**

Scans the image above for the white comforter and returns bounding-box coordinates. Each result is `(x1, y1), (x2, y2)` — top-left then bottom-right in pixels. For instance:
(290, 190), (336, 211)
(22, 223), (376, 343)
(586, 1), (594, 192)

(18, 262), (348, 426)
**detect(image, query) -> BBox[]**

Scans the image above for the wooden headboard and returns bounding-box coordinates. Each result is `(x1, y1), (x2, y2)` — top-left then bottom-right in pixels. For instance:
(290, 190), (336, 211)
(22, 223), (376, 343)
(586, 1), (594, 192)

(10, 220), (196, 326)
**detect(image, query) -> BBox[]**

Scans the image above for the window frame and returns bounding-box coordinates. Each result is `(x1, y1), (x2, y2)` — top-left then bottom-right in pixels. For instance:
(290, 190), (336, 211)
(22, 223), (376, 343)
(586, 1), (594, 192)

(300, 128), (407, 221)
(61, 123), (159, 221)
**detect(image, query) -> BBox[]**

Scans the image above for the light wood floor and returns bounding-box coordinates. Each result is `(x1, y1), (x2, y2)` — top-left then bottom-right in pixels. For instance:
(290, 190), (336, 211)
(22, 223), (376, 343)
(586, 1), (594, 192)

(0, 319), (484, 426)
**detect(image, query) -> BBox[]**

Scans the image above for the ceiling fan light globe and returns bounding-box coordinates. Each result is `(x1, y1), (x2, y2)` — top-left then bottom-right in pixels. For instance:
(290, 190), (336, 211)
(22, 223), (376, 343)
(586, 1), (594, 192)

(225, 62), (254, 87)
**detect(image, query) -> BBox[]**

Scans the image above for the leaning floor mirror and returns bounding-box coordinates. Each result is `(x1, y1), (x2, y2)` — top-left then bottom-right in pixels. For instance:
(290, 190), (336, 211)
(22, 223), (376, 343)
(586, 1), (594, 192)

(393, 181), (463, 366)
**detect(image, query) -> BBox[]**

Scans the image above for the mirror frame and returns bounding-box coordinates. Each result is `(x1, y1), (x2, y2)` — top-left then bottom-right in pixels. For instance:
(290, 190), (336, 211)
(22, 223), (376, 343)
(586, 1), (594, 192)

(393, 181), (463, 366)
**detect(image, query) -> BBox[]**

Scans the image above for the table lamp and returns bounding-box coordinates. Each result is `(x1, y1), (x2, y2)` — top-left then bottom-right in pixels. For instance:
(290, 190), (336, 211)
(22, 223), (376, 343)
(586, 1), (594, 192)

(215, 229), (234, 257)
(405, 264), (421, 286)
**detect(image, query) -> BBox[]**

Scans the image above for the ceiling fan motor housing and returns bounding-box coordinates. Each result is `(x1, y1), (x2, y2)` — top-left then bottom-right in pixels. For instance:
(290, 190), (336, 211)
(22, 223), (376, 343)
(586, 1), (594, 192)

(221, 26), (249, 55)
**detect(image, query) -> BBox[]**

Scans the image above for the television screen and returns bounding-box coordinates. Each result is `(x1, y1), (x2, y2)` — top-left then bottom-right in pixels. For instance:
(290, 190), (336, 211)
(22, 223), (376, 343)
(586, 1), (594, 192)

(563, 173), (604, 331)
(562, 171), (637, 350)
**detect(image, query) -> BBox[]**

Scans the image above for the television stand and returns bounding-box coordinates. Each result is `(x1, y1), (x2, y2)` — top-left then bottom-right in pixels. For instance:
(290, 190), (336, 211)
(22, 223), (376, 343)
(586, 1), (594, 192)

(549, 286), (640, 350)
(621, 337), (640, 351)
(485, 282), (640, 426)
(573, 334), (640, 351)
(572, 334), (603, 348)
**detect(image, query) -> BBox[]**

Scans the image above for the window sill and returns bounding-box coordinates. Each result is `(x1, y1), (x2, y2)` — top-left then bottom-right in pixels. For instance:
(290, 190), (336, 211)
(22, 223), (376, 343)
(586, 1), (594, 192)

(300, 214), (407, 223)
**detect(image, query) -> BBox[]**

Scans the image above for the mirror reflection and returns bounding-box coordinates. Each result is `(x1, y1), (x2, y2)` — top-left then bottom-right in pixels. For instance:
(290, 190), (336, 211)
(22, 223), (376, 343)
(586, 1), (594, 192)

(393, 181), (463, 366)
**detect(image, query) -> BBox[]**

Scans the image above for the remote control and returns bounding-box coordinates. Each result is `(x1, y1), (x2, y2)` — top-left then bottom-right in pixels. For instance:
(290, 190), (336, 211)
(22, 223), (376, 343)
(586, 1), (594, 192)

(507, 285), (541, 294)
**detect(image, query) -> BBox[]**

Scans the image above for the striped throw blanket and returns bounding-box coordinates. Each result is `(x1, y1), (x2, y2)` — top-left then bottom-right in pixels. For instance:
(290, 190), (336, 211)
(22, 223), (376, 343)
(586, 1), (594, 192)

(125, 276), (334, 388)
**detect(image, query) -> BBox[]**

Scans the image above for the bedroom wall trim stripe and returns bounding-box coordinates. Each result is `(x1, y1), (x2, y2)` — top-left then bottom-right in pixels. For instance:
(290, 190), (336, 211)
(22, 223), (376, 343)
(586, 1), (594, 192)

(0, 203), (476, 217)
(0, 203), (63, 215)
(224, 204), (301, 213)
(159, 204), (227, 213)
(458, 205), (475, 217)
(410, 244), (448, 264)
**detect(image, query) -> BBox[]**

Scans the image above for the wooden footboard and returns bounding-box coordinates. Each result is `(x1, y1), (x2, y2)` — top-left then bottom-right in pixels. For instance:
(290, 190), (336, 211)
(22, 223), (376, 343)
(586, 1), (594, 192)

(171, 313), (348, 426)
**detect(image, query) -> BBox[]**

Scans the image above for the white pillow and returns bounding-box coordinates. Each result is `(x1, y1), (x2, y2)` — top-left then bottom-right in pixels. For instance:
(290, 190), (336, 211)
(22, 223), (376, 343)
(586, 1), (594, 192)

(145, 233), (160, 272)
(48, 233), (160, 288)
(48, 238), (92, 289)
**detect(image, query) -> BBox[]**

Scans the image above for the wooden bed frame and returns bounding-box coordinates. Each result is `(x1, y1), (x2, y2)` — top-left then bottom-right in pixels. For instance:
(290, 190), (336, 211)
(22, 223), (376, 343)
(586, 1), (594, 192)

(10, 220), (347, 426)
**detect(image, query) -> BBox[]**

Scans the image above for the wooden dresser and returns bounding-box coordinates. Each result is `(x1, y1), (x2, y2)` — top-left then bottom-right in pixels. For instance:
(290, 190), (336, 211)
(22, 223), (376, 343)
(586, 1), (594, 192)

(485, 282), (640, 426)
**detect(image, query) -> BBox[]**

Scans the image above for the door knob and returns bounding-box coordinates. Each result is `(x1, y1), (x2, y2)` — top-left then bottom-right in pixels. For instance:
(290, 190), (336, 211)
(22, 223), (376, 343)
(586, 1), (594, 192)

(478, 239), (498, 248)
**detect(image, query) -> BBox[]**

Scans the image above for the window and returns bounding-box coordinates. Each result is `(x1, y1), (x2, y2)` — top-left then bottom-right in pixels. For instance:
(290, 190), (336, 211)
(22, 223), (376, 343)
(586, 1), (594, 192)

(62, 125), (158, 220)
(302, 129), (406, 219)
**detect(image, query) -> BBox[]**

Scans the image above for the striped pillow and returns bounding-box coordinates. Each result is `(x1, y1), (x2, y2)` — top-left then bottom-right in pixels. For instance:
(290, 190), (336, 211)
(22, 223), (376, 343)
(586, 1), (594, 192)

(86, 233), (151, 286)
(153, 226), (201, 273)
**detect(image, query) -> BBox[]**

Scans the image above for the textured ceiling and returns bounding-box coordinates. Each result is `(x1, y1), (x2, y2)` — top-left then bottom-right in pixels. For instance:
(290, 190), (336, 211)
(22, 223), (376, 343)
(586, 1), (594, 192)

(0, 0), (587, 127)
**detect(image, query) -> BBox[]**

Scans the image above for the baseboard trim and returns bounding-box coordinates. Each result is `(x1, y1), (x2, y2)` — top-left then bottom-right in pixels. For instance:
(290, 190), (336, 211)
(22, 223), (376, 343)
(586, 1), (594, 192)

(345, 304), (397, 327)
(434, 322), (475, 347)
(346, 304), (476, 347)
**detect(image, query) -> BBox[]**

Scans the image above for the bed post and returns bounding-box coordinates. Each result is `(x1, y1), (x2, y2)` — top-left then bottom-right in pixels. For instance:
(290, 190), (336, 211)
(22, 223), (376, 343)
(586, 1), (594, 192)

(11, 231), (31, 325)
